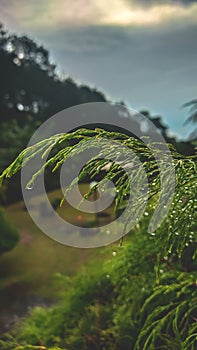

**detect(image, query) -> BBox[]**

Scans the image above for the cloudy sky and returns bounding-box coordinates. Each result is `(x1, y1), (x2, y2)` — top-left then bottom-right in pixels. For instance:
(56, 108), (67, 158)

(1, 0), (197, 139)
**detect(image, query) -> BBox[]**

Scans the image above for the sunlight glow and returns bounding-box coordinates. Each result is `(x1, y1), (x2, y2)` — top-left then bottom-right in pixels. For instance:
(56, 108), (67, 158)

(2, 0), (197, 29)
(100, 2), (197, 26)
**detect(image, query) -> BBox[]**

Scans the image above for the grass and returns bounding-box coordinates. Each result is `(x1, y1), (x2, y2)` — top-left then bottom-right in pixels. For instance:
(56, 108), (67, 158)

(0, 185), (117, 331)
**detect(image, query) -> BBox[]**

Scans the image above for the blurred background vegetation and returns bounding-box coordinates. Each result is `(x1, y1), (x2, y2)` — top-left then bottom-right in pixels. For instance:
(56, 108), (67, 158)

(0, 23), (196, 349)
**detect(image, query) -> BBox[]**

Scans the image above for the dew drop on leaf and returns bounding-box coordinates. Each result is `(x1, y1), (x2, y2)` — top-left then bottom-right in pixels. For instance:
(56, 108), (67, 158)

(26, 182), (34, 190)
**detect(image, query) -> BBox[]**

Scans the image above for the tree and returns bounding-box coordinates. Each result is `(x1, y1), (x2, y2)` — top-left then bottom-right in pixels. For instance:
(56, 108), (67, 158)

(0, 207), (19, 254)
(0, 23), (107, 203)
(182, 99), (197, 141)
(141, 110), (195, 155)
(0, 127), (196, 349)
(0, 24), (196, 348)
(0, 23), (56, 123)
(0, 23), (106, 126)
(0, 117), (41, 204)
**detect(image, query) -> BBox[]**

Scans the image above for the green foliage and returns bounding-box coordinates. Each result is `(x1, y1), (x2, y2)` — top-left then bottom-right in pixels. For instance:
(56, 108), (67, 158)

(135, 272), (197, 350)
(0, 117), (41, 204)
(0, 117), (40, 170)
(0, 127), (196, 349)
(0, 206), (19, 254)
(1, 230), (196, 350)
(51, 197), (61, 211)
(182, 99), (197, 141)
(0, 23), (106, 203)
(0, 23), (106, 125)
(1, 128), (196, 258)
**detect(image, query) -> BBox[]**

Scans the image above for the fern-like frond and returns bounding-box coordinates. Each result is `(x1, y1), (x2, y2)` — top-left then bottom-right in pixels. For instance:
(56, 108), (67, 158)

(0, 128), (196, 258)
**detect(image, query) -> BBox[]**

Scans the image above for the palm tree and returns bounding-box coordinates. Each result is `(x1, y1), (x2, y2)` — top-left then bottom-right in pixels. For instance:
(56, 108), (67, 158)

(182, 99), (197, 141)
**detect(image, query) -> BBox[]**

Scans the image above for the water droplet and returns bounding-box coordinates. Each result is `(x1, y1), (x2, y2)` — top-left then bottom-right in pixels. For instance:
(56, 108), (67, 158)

(144, 212), (149, 216)
(106, 274), (110, 279)
(26, 182), (34, 190)
(150, 232), (156, 236)
(89, 181), (98, 189)
(112, 251), (117, 256)
(175, 232), (179, 236)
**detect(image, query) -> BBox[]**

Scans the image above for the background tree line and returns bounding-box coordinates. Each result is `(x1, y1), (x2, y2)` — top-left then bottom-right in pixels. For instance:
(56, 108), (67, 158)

(2, 23), (186, 257)
(0, 22), (196, 205)
(0, 23), (196, 349)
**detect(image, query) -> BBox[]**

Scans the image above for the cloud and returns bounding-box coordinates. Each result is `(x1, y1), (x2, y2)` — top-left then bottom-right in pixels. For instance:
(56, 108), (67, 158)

(131, 0), (197, 5)
(40, 21), (196, 139)
(1, 0), (197, 30)
(100, 1), (197, 27)
(0, 0), (196, 138)
(37, 26), (130, 54)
